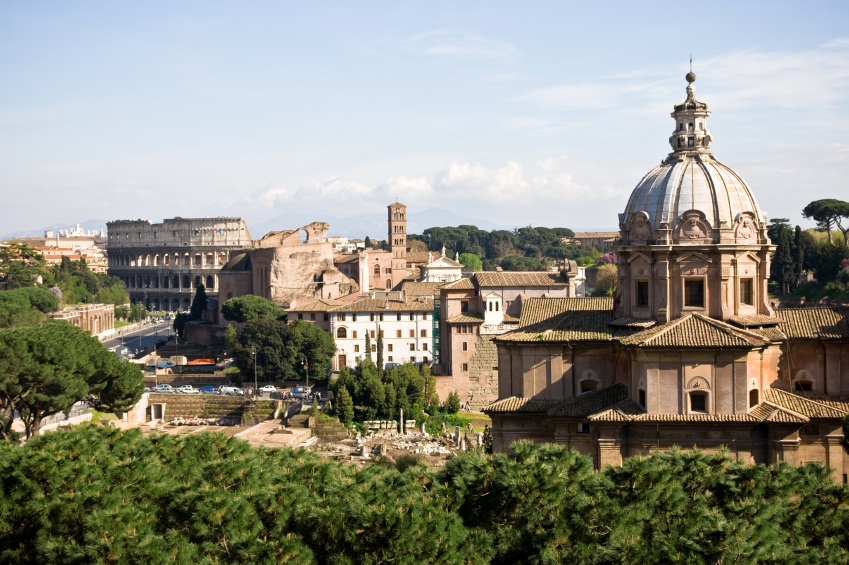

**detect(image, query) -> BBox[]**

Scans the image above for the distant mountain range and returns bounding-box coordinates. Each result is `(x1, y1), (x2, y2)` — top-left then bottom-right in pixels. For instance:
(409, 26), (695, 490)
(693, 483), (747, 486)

(2, 212), (612, 243)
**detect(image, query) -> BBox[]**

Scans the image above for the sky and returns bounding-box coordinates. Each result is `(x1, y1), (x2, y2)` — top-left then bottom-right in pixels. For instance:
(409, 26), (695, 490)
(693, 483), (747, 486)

(1, 1), (848, 238)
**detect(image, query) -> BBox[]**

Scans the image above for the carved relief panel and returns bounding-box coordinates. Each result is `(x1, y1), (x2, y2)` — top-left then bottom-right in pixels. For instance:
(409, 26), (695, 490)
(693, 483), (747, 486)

(674, 210), (712, 244)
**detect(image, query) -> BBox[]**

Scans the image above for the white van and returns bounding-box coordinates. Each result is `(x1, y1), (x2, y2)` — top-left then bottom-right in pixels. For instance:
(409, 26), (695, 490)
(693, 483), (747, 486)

(217, 385), (243, 396)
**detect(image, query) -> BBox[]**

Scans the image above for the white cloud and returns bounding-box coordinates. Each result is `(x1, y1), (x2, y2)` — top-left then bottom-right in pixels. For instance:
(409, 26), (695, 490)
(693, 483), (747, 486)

(396, 30), (519, 63)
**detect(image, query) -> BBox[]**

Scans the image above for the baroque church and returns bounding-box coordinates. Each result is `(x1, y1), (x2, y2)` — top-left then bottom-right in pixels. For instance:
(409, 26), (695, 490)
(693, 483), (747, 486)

(485, 72), (849, 481)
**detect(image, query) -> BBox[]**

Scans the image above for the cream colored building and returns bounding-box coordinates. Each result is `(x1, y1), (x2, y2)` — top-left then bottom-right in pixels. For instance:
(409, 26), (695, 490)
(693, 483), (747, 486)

(486, 73), (849, 481)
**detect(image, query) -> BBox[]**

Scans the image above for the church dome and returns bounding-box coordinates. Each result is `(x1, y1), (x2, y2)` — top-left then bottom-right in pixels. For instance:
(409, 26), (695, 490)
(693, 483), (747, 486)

(620, 74), (765, 242)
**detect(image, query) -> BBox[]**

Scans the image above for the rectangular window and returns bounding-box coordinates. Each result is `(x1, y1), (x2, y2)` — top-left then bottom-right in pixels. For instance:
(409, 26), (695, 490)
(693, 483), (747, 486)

(339, 314), (346, 321)
(411, 356), (416, 362)
(462, 342), (468, 351)
(370, 313), (375, 321)
(310, 313), (316, 321)
(388, 356), (393, 362)
(423, 313), (428, 320)
(690, 392), (707, 412)
(409, 329), (415, 338)
(635, 280), (649, 308)
(687, 137), (695, 147)
(379, 330), (384, 337)
(422, 343), (428, 351)
(323, 313), (329, 321)
(370, 330), (375, 338)
(409, 343), (415, 351)
(684, 279), (705, 308)
(352, 331), (358, 339)
(371, 345), (376, 352)
(461, 300), (469, 312)
(387, 344), (393, 352)
(740, 278), (754, 305)
(379, 313), (384, 321)
(410, 314), (415, 321)
(396, 329), (402, 338)
(298, 313), (303, 320)
(462, 363), (468, 372)
(420, 329), (427, 338)
(397, 313), (402, 321)
(354, 345), (360, 352)
(352, 314), (357, 322)
(423, 356), (429, 364)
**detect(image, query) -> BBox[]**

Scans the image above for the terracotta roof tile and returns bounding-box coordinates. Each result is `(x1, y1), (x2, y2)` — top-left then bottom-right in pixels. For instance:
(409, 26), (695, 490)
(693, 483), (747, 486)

(609, 317), (657, 329)
(496, 297), (615, 343)
(618, 314), (769, 348)
(442, 278), (475, 290)
(331, 296), (433, 313)
(400, 281), (450, 297)
(483, 397), (564, 413)
(728, 314), (781, 327)
(475, 271), (568, 288)
(774, 306), (849, 339)
(763, 388), (849, 419)
(547, 383), (629, 417)
(446, 313), (485, 324)
(288, 299), (343, 312)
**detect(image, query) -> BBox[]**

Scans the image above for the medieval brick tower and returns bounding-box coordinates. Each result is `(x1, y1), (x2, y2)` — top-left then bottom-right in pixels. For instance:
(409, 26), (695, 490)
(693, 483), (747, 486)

(388, 202), (408, 289)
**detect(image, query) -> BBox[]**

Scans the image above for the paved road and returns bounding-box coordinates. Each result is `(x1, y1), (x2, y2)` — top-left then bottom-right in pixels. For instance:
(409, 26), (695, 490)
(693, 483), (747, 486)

(103, 320), (174, 356)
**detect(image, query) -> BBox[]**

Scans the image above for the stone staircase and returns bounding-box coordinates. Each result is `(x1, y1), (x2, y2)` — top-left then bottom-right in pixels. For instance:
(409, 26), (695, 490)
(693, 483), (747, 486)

(148, 394), (274, 422)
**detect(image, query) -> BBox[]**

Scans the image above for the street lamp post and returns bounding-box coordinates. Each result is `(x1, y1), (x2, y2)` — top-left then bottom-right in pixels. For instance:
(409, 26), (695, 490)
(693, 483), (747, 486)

(253, 348), (258, 397)
(300, 354), (309, 389)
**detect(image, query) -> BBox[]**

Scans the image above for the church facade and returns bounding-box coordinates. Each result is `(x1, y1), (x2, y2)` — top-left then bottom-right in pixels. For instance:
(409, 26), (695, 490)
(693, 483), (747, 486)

(486, 73), (849, 482)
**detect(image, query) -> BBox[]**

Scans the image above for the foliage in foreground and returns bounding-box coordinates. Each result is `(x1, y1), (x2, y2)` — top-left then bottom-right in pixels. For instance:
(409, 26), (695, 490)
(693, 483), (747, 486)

(1, 426), (849, 564)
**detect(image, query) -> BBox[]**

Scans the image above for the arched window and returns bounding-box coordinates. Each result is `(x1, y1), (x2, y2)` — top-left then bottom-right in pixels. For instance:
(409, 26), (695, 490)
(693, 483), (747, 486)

(749, 389), (759, 408)
(336, 327), (347, 339)
(206, 275), (214, 289)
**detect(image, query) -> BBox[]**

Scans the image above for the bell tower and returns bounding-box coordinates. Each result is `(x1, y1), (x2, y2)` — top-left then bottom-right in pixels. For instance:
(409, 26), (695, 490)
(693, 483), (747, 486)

(388, 202), (407, 289)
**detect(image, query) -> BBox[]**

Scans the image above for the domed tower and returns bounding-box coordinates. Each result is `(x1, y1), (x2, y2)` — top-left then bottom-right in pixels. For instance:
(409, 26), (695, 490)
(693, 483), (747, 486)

(614, 73), (774, 323)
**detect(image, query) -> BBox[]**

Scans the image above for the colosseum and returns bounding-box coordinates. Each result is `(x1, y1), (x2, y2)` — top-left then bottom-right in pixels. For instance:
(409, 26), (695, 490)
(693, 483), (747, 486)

(106, 217), (252, 312)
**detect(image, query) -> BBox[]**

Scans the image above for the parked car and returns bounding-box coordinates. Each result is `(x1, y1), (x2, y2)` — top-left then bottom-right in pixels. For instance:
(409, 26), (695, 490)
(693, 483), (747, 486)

(259, 385), (277, 394)
(197, 385), (216, 393)
(176, 385), (199, 394)
(152, 384), (173, 393)
(157, 360), (176, 369)
(291, 386), (311, 399)
(218, 385), (243, 396)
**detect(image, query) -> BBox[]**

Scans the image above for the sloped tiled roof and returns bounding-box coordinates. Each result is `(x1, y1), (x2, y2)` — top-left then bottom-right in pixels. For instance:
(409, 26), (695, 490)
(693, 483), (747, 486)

(475, 271), (568, 288)
(774, 306), (849, 340)
(609, 316), (657, 329)
(618, 314), (770, 348)
(288, 299), (343, 313)
(331, 296), (433, 313)
(764, 388), (849, 419)
(400, 281), (449, 297)
(446, 313), (485, 324)
(496, 297), (615, 343)
(406, 251), (431, 264)
(728, 314), (781, 328)
(547, 383), (629, 417)
(442, 278), (475, 290)
(484, 397), (564, 413)
(747, 327), (787, 341)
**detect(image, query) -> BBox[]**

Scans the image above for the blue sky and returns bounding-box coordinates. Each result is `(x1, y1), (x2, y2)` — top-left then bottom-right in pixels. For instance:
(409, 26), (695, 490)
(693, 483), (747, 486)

(2, 1), (848, 237)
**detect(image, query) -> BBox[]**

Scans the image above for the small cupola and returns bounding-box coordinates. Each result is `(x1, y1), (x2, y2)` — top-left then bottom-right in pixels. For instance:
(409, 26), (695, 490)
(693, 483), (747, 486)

(668, 72), (712, 153)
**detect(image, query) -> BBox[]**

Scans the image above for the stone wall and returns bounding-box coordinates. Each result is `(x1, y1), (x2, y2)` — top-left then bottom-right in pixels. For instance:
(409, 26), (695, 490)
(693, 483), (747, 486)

(466, 335), (499, 409)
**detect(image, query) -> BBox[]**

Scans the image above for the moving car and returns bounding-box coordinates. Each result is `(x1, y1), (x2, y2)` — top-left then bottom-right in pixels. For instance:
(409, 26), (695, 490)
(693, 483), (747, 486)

(152, 384), (173, 393)
(259, 385), (277, 394)
(157, 360), (176, 369)
(176, 385), (199, 394)
(197, 385), (216, 393)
